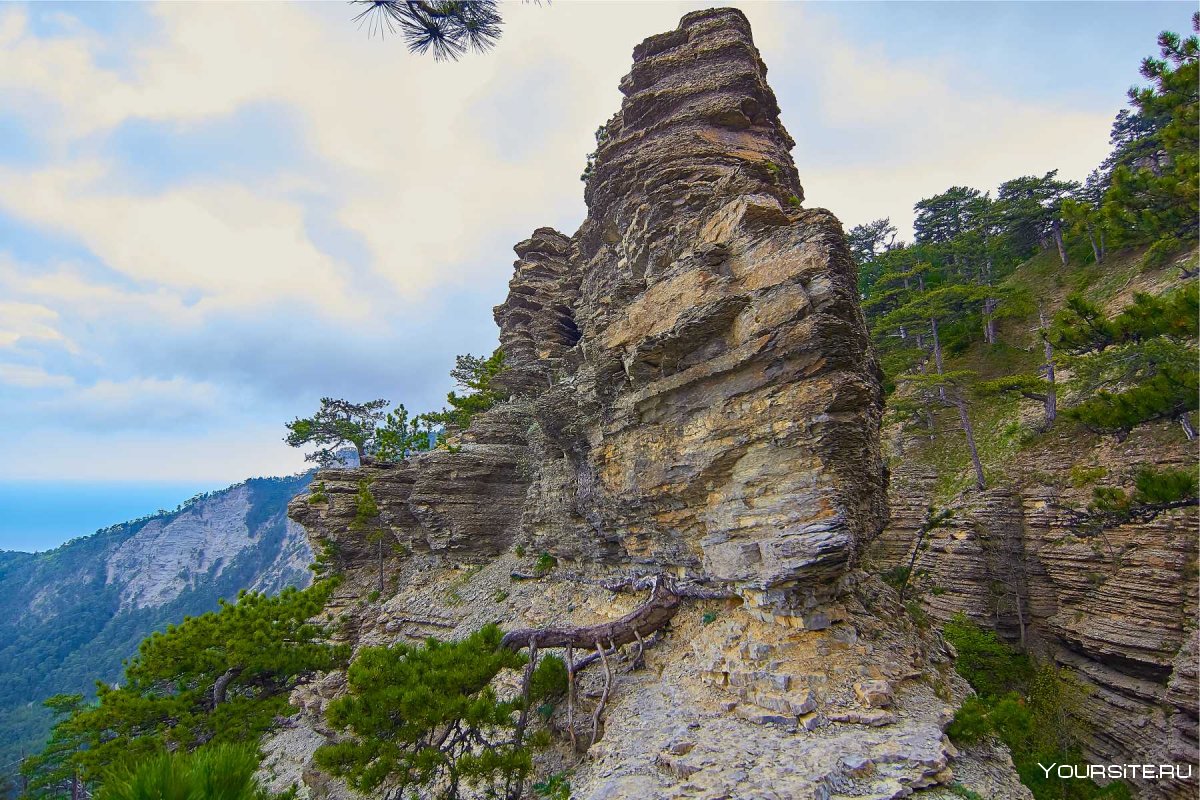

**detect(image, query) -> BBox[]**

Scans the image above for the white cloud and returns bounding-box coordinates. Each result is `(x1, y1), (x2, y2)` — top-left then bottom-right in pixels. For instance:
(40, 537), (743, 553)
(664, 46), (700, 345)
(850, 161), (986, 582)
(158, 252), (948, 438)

(762, 8), (1112, 237)
(0, 1), (1128, 482)
(39, 376), (223, 429)
(0, 362), (73, 388)
(0, 299), (76, 352)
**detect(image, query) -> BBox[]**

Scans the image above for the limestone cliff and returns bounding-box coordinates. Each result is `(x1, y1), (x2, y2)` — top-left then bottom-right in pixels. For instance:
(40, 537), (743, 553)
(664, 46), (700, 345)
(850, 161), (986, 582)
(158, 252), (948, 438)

(874, 422), (1198, 800)
(278, 9), (1028, 799)
(867, 244), (1200, 800)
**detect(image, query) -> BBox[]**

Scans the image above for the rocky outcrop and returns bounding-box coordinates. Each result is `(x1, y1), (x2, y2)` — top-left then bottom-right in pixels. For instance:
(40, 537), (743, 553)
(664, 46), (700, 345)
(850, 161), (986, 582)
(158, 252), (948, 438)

(105, 481), (313, 610)
(873, 424), (1199, 799)
(500, 7), (888, 613)
(283, 8), (1024, 799)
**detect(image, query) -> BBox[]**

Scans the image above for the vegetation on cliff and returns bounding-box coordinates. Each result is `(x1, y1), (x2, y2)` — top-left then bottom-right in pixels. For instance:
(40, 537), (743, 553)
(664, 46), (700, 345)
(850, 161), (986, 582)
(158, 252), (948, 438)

(285, 350), (508, 467)
(945, 616), (1131, 800)
(315, 624), (565, 800)
(20, 581), (347, 797)
(856, 14), (1199, 501)
(861, 16), (1198, 800)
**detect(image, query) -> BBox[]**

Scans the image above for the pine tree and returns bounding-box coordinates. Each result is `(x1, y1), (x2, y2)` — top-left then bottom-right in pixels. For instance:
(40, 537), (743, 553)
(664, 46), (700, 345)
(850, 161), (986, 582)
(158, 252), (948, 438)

(315, 625), (562, 800)
(1102, 14), (1199, 246)
(53, 583), (347, 783)
(285, 398), (390, 466)
(1051, 284), (1198, 439)
(995, 171), (1079, 265)
(350, 1), (504, 61)
(18, 695), (87, 800)
(375, 403), (437, 462)
(425, 349), (509, 433)
(875, 281), (992, 489)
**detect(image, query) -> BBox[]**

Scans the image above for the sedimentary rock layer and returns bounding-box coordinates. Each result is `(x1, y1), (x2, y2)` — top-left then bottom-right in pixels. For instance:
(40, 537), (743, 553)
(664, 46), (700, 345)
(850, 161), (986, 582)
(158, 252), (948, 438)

(873, 426), (1199, 799)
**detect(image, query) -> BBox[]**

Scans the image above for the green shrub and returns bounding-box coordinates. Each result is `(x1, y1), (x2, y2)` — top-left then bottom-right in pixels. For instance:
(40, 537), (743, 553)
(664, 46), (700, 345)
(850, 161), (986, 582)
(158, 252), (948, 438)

(534, 552), (557, 574)
(947, 695), (995, 744)
(530, 654), (568, 701)
(1140, 236), (1184, 271)
(96, 743), (271, 800)
(880, 565), (910, 590)
(316, 625), (540, 800)
(533, 772), (572, 800)
(944, 617), (1130, 799)
(943, 613), (1031, 698)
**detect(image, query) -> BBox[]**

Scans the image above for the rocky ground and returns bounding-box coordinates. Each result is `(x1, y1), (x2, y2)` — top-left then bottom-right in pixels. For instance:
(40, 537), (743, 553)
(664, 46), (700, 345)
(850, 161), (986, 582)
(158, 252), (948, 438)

(261, 550), (1030, 800)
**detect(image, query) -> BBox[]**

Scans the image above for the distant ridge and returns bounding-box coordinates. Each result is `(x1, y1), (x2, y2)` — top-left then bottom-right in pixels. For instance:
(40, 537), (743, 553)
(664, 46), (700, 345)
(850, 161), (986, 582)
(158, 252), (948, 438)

(0, 471), (315, 782)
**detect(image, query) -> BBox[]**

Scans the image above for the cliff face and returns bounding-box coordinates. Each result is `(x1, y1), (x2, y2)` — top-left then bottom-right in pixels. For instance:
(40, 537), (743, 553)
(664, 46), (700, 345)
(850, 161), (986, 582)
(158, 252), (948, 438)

(502, 8), (888, 610)
(874, 412), (1199, 799)
(280, 9), (1030, 800)
(0, 473), (313, 780)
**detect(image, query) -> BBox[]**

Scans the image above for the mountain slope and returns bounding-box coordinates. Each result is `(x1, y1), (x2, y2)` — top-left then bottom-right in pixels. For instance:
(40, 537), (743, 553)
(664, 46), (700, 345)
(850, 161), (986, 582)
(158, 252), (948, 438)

(0, 473), (314, 780)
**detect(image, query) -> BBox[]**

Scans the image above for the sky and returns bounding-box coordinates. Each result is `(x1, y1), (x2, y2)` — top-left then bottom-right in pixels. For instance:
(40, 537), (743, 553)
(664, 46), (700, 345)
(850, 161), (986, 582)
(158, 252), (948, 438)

(0, 1), (1192, 550)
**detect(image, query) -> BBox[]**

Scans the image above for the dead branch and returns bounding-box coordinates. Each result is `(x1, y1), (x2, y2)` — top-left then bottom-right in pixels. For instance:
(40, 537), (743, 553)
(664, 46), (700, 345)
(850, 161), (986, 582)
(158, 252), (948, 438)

(630, 630), (646, 672)
(509, 635), (537, 800)
(569, 641), (621, 673)
(500, 576), (681, 652)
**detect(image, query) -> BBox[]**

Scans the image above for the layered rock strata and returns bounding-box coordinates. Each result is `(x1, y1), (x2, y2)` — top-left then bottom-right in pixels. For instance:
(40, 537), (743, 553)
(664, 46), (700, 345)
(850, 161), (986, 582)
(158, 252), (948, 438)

(281, 8), (1027, 799)
(873, 425), (1199, 799)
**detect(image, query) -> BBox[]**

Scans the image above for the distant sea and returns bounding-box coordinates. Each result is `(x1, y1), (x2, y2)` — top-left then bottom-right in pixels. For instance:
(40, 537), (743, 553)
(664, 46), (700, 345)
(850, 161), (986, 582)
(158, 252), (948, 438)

(0, 481), (227, 553)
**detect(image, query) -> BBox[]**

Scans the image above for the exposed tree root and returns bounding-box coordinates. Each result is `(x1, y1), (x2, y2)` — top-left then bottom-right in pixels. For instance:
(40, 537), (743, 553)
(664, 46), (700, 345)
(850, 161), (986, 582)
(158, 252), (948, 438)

(590, 640), (613, 749)
(499, 576), (682, 652)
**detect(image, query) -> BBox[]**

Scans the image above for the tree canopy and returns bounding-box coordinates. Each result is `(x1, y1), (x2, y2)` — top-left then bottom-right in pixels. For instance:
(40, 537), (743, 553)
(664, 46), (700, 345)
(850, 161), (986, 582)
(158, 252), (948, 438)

(42, 582), (347, 785)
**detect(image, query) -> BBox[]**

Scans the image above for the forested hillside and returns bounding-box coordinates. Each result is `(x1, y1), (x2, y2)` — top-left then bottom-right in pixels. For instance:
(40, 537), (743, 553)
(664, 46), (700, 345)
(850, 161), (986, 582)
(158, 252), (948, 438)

(0, 474), (313, 791)
(853, 13), (1196, 485)
(857, 17), (1198, 799)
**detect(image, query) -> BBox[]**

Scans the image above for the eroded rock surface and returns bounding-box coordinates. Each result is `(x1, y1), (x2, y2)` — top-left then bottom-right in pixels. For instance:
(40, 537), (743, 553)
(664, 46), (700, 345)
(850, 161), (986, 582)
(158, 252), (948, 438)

(281, 8), (1024, 799)
(873, 424), (1199, 799)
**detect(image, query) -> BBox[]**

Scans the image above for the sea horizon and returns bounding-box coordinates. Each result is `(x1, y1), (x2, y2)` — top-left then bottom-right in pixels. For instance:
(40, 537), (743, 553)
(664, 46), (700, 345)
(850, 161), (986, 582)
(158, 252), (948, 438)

(0, 479), (235, 553)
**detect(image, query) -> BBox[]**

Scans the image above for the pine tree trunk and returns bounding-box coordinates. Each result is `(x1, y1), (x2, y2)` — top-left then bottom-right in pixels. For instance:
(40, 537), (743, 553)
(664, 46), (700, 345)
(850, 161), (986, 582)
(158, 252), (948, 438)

(1040, 308), (1057, 427)
(983, 256), (997, 344)
(213, 666), (243, 707)
(931, 317), (947, 404)
(1087, 227), (1102, 264)
(954, 392), (986, 490)
(1052, 219), (1068, 265)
